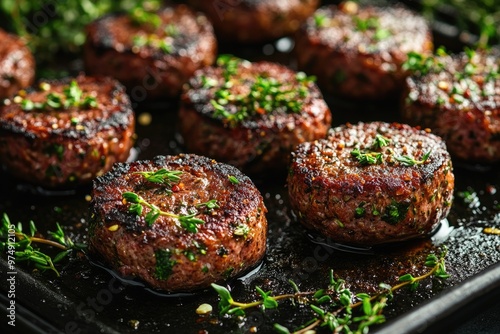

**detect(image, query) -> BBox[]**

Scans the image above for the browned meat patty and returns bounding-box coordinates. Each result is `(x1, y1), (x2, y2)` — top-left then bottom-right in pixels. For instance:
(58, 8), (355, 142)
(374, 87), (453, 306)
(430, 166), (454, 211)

(295, 1), (433, 100)
(402, 49), (500, 163)
(179, 55), (332, 174)
(0, 75), (135, 188)
(191, 0), (319, 44)
(89, 154), (267, 292)
(83, 5), (216, 101)
(0, 29), (35, 100)
(287, 122), (454, 245)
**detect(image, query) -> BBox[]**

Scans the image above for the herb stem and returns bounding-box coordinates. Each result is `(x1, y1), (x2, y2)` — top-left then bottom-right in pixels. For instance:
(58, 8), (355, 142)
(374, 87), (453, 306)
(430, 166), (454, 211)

(211, 248), (449, 334)
(17, 233), (69, 251)
(294, 319), (322, 334)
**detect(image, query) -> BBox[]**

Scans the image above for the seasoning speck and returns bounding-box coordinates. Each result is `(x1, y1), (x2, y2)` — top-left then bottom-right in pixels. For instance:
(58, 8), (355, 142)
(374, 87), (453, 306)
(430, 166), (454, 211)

(128, 319), (140, 329)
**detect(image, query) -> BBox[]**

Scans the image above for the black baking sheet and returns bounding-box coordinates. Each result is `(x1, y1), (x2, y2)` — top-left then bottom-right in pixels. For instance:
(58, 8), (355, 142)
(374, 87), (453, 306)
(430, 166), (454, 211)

(1, 12), (500, 334)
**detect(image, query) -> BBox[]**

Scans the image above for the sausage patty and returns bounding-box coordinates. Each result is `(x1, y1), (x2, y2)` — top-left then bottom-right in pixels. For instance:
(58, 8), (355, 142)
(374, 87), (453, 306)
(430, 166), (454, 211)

(0, 75), (135, 188)
(295, 1), (433, 100)
(402, 49), (500, 163)
(0, 29), (35, 100)
(192, 0), (319, 44)
(84, 5), (216, 101)
(287, 122), (454, 245)
(179, 55), (332, 174)
(89, 154), (267, 292)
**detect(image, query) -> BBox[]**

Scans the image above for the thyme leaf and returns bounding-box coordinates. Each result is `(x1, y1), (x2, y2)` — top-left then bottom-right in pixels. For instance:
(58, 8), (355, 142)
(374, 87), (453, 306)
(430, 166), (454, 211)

(228, 175), (240, 184)
(395, 150), (432, 166)
(135, 168), (182, 185)
(196, 199), (220, 211)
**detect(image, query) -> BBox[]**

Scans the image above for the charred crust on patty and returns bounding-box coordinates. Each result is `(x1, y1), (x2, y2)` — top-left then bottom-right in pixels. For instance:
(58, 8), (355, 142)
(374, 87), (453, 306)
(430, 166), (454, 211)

(287, 122), (454, 245)
(89, 154), (267, 292)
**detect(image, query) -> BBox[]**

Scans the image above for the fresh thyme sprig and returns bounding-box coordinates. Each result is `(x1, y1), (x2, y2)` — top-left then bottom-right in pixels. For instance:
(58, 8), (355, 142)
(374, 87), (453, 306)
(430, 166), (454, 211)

(0, 213), (86, 277)
(122, 192), (207, 232)
(18, 80), (97, 111)
(208, 248), (449, 334)
(134, 168), (182, 186)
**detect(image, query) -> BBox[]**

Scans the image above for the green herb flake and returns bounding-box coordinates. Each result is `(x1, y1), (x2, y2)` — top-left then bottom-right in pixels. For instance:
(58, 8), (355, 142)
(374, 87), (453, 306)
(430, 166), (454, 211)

(372, 134), (390, 150)
(374, 28), (391, 41)
(233, 224), (250, 238)
(354, 204), (366, 218)
(382, 201), (409, 225)
(228, 175), (239, 184)
(154, 249), (176, 280)
(314, 13), (328, 27)
(395, 150), (431, 167)
(196, 199), (219, 212)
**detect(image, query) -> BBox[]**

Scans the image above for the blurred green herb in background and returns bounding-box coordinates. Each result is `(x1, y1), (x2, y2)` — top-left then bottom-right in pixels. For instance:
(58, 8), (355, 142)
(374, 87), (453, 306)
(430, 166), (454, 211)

(421, 0), (500, 48)
(1, 0), (499, 67)
(0, 0), (162, 65)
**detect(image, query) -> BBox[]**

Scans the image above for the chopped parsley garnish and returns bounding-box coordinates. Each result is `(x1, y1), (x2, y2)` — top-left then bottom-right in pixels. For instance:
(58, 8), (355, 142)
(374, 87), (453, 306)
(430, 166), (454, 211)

(208, 55), (316, 126)
(402, 48), (447, 75)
